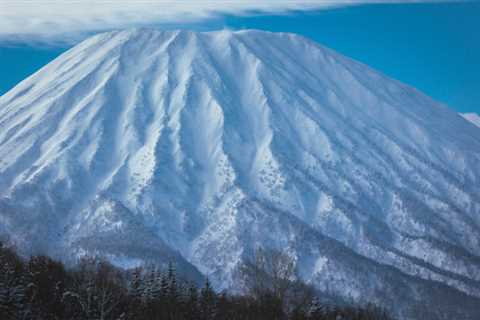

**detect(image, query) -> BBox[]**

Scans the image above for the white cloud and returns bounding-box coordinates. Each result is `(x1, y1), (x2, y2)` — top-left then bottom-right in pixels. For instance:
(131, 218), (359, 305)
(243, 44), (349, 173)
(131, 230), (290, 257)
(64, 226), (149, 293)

(0, 0), (452, 44)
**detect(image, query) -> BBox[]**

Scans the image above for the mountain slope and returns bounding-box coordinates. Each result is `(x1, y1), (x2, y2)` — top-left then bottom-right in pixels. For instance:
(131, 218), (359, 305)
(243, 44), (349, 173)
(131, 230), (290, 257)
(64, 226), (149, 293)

(462, 112), (480, 128)
(1, 29), (480, 319)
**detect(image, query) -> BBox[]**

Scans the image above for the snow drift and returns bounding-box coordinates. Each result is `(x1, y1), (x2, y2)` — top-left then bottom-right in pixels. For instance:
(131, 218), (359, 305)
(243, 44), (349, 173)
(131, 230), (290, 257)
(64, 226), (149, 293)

(1, 29), (480, 319)
(462, 112), (480, 128)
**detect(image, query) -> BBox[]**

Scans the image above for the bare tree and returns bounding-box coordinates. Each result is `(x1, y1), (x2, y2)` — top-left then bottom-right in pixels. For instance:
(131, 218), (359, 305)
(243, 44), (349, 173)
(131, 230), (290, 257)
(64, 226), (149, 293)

(64, 258), (125, 320)
(240, 247), (296, 301)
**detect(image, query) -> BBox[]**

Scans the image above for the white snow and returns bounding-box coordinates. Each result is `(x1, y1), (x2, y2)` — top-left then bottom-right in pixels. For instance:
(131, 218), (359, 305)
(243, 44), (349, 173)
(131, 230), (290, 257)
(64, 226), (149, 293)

(462, 112), (480, 128)
(1, 29), (480, 320)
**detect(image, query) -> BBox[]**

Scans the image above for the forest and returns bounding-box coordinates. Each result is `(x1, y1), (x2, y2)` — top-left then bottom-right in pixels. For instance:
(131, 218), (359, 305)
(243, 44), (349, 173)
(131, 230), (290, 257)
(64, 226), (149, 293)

(1, 240), (393, 320)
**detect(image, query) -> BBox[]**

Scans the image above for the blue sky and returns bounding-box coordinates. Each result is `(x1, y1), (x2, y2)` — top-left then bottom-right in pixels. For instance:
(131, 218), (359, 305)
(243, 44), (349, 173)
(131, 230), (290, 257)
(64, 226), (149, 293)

(0, 1), (478, 113)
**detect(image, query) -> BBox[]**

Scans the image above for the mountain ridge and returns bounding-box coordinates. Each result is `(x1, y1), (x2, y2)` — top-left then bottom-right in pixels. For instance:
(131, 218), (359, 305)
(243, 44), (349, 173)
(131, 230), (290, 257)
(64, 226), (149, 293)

(462, 112), (480, 128)
(1, 29), (480, 319)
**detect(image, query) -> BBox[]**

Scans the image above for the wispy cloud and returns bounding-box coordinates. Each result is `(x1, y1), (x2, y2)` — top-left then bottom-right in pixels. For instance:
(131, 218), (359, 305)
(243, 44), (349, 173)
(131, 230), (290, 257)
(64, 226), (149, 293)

(0, 0), (453, 45)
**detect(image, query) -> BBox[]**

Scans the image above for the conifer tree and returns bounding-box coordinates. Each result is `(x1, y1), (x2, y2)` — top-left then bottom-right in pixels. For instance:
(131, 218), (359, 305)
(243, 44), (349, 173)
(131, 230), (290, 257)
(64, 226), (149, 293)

(167, 262), (179, 304)
(199, 277), (216, 320)
(0, 242), (26, 320)
(0, 242), (396, 320)
(129, 267), (144, 300)
(184, 282), (198, 320)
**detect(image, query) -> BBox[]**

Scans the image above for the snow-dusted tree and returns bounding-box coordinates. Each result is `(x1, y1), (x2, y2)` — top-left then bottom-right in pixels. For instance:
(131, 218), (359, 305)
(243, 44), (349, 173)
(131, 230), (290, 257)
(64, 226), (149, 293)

(199, 277), (216, 320)
(243, 248), (296, 301)
(129, 266), (145, 301)
(96, 261), (126, 320)
(143, 265), (162, 302)
(167, 262), (180, 304)
(160, 272), (169, 299)
(184, 282), (199, 320)
(64, 258), (126, 320)
(25, 255), (68, 319)
(0, 242), (26, 320)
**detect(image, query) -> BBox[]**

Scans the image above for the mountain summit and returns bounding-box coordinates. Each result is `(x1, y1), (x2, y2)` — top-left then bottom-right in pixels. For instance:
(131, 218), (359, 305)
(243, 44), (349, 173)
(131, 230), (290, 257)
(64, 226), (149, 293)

(1, 29), (479, 319)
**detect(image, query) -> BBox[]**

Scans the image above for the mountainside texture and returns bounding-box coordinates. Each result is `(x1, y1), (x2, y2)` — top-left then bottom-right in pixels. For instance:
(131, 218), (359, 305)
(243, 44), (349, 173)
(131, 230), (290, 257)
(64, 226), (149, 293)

(462, 112), (480, 128)
(1, 29), (479, 319)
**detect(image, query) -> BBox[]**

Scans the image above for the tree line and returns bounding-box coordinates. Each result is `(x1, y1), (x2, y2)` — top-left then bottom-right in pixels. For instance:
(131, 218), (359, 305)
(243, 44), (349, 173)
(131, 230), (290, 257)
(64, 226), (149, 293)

(1, 241), (393, 320)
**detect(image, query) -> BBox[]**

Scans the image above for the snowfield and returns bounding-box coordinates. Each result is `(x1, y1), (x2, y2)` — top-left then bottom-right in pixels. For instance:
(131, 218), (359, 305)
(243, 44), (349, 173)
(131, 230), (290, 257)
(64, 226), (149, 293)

(462, 112), (480, 128)
(1, 29), (480, 319)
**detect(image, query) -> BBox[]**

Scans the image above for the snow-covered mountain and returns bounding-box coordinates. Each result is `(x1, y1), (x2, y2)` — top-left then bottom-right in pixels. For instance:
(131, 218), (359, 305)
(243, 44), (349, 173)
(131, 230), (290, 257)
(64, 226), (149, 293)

(1, 29), (480, 319)
(462, 112), (480, 128)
